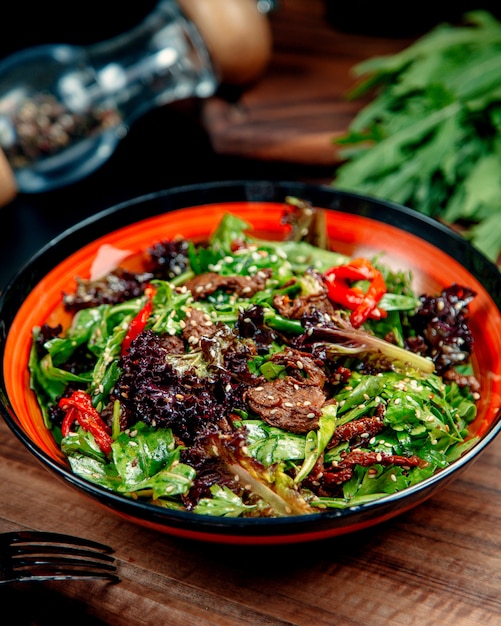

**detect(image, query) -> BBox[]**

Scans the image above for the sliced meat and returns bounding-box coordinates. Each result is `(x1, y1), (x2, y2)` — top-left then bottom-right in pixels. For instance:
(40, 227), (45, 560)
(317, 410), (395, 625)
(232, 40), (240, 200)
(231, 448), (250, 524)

(272, 269), (336, 319)
(184, 269), (272, 301)
(268, 347), (326, 387)
(181, 307), (218, 346)
(244, 376), (325, 434)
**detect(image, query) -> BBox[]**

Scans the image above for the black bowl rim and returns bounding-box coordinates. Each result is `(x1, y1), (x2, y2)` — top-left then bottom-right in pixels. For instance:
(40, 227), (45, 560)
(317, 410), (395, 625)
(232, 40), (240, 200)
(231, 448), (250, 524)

(1, 179), (500, 539)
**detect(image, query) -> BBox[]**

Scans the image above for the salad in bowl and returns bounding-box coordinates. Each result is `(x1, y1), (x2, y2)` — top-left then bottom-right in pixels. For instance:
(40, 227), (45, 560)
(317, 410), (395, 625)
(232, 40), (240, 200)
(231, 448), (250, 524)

(2, 180), (500, 543)
(27, 198), (481, 518)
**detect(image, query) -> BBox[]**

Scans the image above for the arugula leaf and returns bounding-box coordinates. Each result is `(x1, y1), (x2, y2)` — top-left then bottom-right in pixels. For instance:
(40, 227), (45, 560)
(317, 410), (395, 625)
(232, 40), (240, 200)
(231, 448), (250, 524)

(244, 420), (306, 464)
(62, 422), (196, 500)
(294, 405), (337, 484)
(194, 485), (257, 517)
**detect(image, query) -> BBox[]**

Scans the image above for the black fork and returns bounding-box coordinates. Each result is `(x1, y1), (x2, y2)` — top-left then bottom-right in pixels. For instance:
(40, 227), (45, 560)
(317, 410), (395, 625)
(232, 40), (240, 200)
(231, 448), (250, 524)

(0, 531), (119, 584)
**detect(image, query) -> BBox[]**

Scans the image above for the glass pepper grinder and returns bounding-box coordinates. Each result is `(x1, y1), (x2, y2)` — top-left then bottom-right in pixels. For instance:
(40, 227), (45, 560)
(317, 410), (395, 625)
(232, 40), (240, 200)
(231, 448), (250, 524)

(0, 0), (273, 205)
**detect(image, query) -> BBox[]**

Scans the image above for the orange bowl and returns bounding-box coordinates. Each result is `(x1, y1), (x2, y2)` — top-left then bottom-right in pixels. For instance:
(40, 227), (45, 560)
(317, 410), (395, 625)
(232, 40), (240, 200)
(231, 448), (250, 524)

(1, 180), (501, 544)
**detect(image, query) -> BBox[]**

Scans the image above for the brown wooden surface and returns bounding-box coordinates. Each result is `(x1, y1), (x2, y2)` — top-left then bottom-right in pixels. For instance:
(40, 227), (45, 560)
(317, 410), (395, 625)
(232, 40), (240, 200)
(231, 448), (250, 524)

(1, 2), (501, 624)
(201, 0), (415, 167)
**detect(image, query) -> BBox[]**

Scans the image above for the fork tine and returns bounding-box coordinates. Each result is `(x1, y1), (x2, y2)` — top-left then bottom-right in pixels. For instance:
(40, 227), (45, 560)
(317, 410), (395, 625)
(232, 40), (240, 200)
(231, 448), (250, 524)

(11, 543), (116, 563)
(13, 558), (119, 583)
(5, 531), (114, 553)
(13, 554), (117, 571)
(13, 568), (120, 583)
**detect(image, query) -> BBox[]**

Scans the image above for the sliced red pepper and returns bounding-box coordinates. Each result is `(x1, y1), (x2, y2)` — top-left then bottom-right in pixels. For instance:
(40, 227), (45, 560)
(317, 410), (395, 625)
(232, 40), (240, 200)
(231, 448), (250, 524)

(324, 258), (387, 328)
(121, 284), (156, 356)
(59, 390), (113, 456)
(350, 267), (386, 328)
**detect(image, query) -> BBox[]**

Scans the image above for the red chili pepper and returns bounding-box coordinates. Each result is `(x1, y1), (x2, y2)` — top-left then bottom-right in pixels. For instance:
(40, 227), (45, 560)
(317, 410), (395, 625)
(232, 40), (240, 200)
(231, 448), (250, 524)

(59, 390), (113, 455)
(324, 258), (387, 328)
(121, 284), (156, 356)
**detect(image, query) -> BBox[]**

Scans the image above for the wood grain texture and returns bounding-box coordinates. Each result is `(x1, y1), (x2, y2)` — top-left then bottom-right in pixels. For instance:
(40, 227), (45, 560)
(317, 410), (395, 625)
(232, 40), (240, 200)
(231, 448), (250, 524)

(201, 0), (415, 166)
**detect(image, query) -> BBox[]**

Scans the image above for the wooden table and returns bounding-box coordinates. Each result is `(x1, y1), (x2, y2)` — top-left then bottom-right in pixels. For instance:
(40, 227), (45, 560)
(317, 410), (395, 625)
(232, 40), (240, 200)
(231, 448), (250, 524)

(1, 2), (500, 624)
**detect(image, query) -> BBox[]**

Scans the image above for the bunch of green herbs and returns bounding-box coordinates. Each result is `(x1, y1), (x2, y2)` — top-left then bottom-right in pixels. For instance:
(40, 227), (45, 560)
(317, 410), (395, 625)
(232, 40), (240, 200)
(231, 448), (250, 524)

(333, 10), (501, 265)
